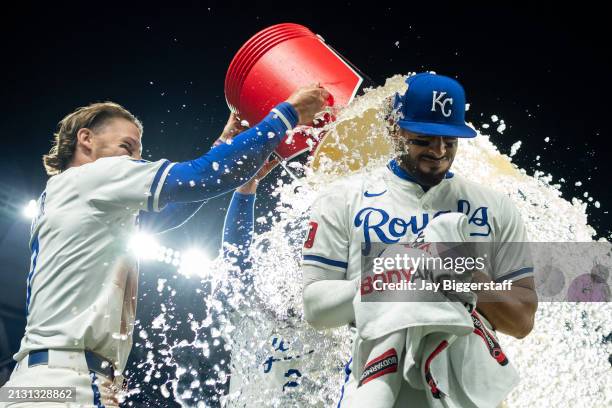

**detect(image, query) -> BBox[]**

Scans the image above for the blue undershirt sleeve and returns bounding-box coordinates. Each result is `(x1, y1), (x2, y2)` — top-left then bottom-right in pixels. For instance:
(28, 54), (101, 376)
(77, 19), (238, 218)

(222, 192), (256, 267)
(138, 201), (205, 234)
(157, 102), (298, 209)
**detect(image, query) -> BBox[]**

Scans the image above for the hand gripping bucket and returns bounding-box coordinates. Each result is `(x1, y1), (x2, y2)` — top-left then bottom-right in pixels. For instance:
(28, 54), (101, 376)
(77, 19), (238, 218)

(224, 23), (369, 161)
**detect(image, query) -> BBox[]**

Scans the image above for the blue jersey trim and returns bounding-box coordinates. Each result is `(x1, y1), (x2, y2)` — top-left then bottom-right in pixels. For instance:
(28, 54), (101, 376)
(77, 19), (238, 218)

(148, 160), (171, 212)
(89, 371), (105, 408)
(303, 255), (348, 269)
(337, 357), (352, 408)
(273, 102), (299, 128)
(494, 267), (534, 283)
(25, 236), (40, 316)
(387, 159), (454, 185)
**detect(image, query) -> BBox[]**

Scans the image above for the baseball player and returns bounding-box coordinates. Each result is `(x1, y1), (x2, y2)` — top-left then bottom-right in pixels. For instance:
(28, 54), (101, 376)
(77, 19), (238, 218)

(302, 73), (538, 406)
(220, 147), (314, 405)
(1, 84), (328, 407)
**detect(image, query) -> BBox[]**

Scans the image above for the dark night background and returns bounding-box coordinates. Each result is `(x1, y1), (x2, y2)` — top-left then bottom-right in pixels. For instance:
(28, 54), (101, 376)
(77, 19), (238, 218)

(0, 2), (610, 406)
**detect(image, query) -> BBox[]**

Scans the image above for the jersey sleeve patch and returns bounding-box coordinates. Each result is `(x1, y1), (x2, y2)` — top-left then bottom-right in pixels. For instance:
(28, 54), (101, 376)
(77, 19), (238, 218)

(304, 221), (318, 249)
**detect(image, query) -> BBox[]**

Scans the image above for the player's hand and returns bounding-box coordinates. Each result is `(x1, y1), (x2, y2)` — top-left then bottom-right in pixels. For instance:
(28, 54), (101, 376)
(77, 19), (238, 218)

(236, 158), (279, 194)
(286, 84), (331, 126)
(217, 112), (248, 145)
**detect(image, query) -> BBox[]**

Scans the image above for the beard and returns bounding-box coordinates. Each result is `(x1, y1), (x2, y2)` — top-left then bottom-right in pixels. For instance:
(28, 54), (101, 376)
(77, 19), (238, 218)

(396, 153), (452, 187)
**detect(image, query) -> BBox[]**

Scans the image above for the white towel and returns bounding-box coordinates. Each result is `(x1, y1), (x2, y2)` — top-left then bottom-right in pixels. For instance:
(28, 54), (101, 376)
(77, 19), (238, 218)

(352, 303), (473, 407)
(414, 310), (519, 408)
(350, 213), (519, 408)
(350, 332), (405, 408)
(354, 242), (476, 341)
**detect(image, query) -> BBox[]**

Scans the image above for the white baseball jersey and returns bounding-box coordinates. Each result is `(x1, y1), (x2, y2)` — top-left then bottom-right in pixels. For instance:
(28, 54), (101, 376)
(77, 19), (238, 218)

(15, 155), (174, 372)
(303, 160), (533, 407)
(303, 159), (533, 288)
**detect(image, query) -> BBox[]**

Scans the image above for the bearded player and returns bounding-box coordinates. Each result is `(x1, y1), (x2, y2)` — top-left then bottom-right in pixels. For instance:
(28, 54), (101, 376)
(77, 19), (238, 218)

(302, 73), (537, 406)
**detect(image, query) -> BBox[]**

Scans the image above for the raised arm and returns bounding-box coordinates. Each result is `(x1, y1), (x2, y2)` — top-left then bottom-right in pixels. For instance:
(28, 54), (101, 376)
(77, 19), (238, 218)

(158, 86), (329, 209)
(139, 113), (257, 234)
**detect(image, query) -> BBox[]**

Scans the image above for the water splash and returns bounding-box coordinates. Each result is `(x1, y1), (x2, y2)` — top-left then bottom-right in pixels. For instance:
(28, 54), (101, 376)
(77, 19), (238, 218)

(131, 74), (610, 407)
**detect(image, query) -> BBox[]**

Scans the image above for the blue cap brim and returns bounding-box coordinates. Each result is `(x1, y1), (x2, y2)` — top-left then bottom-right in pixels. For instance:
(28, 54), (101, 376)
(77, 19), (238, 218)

(397, 120), (477, 138)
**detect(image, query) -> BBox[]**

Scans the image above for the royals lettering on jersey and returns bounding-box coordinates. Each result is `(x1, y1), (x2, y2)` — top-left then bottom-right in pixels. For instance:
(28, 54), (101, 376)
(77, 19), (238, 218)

(355, 199), (491, 254)
(303, 160), (533, 283)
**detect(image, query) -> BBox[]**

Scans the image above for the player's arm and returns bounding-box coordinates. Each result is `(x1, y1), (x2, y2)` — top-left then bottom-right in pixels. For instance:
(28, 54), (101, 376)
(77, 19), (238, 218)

(78, 87), (327, 220)
(158, 86), (328, 209)
(471, 273), (537, 339)
(473, 196), (538, 339)
(221, 160), (277, 264)
(301, 188), (355, 329)
(222, 191), (256, 264)
(139, 201), (205, 233)
(138, 115), (252, 234)
(303, 266), (358, 329)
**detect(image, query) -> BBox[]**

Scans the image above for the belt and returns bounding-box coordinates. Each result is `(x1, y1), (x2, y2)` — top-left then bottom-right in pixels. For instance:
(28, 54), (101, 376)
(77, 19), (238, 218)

(28, 349), (115, 380)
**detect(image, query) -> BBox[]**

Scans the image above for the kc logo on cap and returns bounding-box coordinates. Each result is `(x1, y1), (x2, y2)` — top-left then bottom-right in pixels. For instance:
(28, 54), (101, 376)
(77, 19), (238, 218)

(431, 91), (453, 117)
(393, 73), (477, 138)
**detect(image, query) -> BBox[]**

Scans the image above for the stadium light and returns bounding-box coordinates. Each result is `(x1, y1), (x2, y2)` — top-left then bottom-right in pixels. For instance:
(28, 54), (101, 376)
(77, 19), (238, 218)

(128, 232), (162, 261)
(179, 248), (210, 278)
(23, 200), (38, 219)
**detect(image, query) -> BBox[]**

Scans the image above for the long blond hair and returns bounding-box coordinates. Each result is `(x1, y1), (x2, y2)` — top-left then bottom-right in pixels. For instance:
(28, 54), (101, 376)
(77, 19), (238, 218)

(43, 102), (143, 175)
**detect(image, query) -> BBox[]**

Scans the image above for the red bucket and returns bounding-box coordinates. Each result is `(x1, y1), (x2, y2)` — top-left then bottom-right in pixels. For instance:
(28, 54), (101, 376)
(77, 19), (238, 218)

(225, 23), (365, 161)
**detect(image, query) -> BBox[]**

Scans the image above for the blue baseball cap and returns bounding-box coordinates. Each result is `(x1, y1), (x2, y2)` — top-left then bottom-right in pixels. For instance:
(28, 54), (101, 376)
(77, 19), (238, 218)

(393, 73), (477, 138)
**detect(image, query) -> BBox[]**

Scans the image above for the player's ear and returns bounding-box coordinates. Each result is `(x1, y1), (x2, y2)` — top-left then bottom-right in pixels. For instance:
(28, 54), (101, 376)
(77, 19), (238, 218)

(76, 128), (94, 153)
